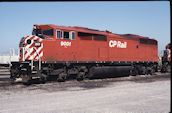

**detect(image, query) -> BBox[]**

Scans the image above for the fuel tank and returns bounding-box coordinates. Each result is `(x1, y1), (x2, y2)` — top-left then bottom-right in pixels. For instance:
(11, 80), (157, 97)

(88, 66), (131, 79)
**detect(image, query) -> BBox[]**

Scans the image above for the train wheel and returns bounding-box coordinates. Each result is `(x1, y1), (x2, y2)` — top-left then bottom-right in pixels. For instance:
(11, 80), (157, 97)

(39, 76), (47, 84)
(138, 66), (146, 75)
(21, 75), (31, 85)
(57, 72), (67, 82)
(10, 66), (19, 81)
(154, 65), (158, 72)
(39, 73), (47, 84)
(146, 67), (153, 75)
(160, 66), (166, 73)
(161, 62), (169, 73)
(131, 67), (138, 76)
(167, 65), (171, 73)
(76, 72), (85, 81)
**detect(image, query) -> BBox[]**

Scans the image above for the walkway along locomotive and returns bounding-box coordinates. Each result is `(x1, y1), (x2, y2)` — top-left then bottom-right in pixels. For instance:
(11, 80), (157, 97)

(10, 24), (158, 83)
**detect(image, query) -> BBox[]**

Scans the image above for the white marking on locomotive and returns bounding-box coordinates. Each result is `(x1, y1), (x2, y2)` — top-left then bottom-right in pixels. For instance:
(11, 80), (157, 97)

(25, 36), (39, 49)
(24, 35), (32, 43)
(61, 41), (71, 48)
(22, 35), (43, 61)
(35, 51), (43, 60)
(24, 36), (39, 59)
(31, 44), (43, 60)
(109, 40), (127, 48)
(25, 48), (34, 59)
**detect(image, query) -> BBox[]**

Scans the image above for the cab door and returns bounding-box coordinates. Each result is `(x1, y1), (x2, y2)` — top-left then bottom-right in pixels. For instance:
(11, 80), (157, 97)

(55, 30), (76, 61)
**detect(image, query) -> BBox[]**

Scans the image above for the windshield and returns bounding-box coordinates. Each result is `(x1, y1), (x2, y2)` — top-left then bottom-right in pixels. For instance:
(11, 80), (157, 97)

(43, 29), (54, 36)
(32, 28), (53, 39)
(32, 29), (42, 36)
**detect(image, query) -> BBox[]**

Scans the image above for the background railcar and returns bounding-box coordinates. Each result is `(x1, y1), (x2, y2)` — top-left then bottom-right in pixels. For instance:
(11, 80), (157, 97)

(161, 43), (171, 73)
(10, 24), (159, 83)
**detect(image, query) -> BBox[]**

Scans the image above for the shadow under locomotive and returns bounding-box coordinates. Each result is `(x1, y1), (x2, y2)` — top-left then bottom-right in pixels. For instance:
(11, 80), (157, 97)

(0, 72), (170, 92)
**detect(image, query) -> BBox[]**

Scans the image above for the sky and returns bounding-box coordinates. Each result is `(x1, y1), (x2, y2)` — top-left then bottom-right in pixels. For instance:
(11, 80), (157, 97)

(0, 1), (170, 56)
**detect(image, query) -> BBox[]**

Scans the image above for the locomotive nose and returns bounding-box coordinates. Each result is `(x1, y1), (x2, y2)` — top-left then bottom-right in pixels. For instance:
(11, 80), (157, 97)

(19, 35), (43, 61)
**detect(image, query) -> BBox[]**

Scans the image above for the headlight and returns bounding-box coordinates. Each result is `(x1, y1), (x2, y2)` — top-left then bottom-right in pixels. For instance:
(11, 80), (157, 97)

(26, 39), (32, 44)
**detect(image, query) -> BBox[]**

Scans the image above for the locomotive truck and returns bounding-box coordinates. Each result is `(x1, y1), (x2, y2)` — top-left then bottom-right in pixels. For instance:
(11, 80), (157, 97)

(10, 24), (158, 83)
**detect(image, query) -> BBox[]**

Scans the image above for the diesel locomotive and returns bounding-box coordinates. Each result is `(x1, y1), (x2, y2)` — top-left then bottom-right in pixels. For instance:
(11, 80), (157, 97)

(10, 24), (159, 83)
(161, 43), (171, 73)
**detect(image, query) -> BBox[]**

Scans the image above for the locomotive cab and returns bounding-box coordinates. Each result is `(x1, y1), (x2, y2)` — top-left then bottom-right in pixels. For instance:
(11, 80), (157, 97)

(32, 25), (54, 39)
(32, 24), (75, 40)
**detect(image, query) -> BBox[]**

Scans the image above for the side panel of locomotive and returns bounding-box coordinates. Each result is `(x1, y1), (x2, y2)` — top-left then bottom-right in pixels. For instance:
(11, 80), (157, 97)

(41, 28), (158, 63)
(108, 36), (139, 62)
(76, 33), (108, 61)
(42, 36), (77, 62)
(44, 37), (157, 62)
(138, 38), (158, 62)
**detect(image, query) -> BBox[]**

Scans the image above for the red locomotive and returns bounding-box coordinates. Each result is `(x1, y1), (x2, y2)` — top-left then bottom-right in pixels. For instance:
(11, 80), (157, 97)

(10, 24), (158, 83)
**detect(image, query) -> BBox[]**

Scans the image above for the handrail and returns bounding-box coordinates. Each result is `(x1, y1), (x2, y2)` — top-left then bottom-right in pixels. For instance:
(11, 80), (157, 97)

(20, 46), (41, 71)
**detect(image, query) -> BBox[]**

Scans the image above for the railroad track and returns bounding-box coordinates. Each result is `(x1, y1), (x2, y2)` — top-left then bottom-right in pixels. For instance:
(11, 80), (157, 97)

(0, 72), (170, 90)
(0, 66), (10, 75)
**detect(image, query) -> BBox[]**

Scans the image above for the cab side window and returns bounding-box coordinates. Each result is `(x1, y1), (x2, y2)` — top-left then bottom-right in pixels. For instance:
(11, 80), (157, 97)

(57, 30), (75, 40)
(71, 31), (75, 40)
(63, 31), (70, 40)
(56, 30), (60, 39)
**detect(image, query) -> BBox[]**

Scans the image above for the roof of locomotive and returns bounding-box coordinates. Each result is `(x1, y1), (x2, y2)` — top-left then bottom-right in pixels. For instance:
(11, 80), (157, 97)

(34, 24), (153, 40)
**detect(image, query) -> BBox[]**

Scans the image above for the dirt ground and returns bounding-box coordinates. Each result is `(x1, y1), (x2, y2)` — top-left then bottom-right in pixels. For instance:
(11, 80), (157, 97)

(0, 72), (171, 113)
